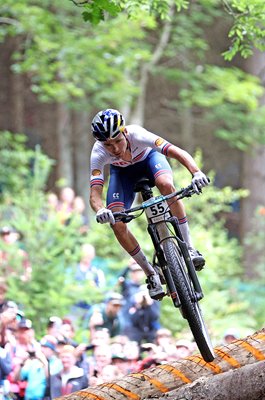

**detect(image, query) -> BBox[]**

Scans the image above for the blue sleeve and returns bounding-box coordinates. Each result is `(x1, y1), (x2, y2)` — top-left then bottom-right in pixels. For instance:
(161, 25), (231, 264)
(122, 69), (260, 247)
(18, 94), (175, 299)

(0, 350), (12, 377)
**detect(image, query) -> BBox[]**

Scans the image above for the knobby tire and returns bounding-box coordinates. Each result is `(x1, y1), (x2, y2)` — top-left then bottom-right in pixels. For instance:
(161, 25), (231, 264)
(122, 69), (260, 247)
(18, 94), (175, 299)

(163, 238), (215, 362)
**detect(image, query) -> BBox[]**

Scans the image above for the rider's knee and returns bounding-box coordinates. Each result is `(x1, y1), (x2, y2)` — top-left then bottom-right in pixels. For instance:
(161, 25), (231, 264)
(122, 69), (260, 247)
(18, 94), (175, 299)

(156, 178), (175, 195)
(112, 221), (128, 236)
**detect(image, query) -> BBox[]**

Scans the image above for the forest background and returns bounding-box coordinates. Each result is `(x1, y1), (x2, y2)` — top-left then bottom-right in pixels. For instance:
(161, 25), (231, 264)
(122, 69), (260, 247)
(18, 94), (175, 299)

(0, 0), (264, 344)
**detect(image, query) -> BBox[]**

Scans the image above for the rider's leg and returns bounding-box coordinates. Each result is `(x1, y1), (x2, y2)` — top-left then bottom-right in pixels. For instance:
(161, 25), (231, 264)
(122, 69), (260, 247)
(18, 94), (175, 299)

(111, 221), (153, 275)
(111, 220), (165, 299)
(155, 173), (192, 244)
(155, 173), (205, 270)
(107, 163), (164, 298)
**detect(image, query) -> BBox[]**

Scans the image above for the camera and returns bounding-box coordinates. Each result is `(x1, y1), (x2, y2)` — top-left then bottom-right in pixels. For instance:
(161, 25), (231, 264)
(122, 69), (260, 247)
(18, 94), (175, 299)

(28, 351), (36, 358)
(85, 344), (95, 351)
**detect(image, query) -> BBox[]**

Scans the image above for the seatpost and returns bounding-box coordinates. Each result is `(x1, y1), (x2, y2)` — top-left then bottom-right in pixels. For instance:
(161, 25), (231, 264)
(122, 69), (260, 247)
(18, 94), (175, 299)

(134, 178), (154, 201)
(141, 185), (153, 201)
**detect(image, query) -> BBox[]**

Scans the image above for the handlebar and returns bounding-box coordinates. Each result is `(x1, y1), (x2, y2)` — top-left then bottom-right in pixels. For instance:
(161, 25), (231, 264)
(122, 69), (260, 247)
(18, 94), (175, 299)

(113, 180), (209, 223)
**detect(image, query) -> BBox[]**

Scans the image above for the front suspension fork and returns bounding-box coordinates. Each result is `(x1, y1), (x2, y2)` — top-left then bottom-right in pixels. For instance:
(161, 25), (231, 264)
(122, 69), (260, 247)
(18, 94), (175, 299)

(168, 216), (204, 300)
(148, 224), (181, 307)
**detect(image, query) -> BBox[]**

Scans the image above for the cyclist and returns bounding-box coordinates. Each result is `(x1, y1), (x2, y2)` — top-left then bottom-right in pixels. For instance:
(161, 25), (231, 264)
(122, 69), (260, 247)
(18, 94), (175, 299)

(90, 109), (209, 300)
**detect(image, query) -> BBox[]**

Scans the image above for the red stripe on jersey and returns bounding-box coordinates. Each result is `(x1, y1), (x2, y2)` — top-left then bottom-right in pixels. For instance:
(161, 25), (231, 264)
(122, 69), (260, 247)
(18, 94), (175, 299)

(161, 143), (172, 156)
(108, 202), (125, 210)
(154, 169), (171, 178)
(90, 178), (104, 187)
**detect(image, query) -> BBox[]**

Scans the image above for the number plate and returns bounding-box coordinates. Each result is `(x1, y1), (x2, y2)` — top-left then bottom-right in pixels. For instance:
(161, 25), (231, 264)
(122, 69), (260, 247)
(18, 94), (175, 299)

(145, 200), (170, 223)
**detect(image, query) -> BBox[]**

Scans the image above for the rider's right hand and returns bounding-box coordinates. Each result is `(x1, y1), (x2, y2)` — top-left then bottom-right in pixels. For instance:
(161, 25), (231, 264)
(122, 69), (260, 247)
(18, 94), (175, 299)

(191, 171), (209, 194)
(96, 208), (115, 225)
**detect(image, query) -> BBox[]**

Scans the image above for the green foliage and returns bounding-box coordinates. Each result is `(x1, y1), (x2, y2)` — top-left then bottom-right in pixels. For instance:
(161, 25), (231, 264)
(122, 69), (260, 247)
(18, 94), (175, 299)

(71, 0), (189, 23)
(0, 131), (52, 195)
(179, 66), (263, 110)
(176, 65), (265, 149)
(156, 1), (265, 150)
(244, 206), (265, 278)
(72, 0), (265, 61)
(0, 0), (151, 106)
(0, 133), (100, 336)
(222, 0), (265, 60)
(82, 1), (121, 25)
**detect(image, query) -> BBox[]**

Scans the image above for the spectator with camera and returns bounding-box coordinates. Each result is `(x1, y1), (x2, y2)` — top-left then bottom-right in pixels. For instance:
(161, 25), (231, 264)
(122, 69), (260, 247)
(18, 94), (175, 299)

(8, 319), (46, 400)
(84, 293), (124, 339)
(126, 288), (160, 345)
(14, 345), (48, 400)
(118, 260), (146, 333)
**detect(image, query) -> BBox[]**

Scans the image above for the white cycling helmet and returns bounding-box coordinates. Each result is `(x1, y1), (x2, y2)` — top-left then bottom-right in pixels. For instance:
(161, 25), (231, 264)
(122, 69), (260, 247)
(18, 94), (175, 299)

(91, 109), (125, 141)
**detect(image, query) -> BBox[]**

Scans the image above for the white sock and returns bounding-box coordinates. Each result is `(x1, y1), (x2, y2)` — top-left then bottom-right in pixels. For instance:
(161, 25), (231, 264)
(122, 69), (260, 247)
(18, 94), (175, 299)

(129, 245), (154, 276)
(178, 216), (193, 248)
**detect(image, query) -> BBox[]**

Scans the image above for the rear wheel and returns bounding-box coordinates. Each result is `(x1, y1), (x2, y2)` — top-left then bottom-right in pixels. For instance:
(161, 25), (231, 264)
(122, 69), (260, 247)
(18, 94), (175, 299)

(163, 238), (215, 362)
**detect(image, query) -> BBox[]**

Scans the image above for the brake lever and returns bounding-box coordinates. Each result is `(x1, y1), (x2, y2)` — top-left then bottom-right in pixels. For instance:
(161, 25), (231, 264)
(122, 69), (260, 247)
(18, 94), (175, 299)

(113, 213), (134, 223)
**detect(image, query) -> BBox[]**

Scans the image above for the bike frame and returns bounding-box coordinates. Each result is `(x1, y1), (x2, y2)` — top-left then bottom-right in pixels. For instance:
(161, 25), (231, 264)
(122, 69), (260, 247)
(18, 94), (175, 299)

(137, 182), (203, 307)
(114, 179), (203, 306)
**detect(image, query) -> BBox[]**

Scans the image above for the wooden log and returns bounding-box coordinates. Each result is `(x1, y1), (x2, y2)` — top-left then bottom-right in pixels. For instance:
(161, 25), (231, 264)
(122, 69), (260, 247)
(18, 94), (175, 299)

(57, 328), (265, 400)
(143, 360), (265, 400)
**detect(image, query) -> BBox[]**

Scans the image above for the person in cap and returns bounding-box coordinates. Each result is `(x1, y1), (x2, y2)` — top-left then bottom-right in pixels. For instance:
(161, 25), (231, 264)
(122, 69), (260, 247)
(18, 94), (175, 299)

(9, 319), (48, 400)
(118, 259), (145, 300)
(85, 293), (124, 338)
(118, 259), (146, 333)
(15, 346), (48, 400)
(223, 328), (240, 345)
(155, 328), (176, 357)
(125, 288), (160, 344)
(40, 337), (62, 376)
(46, 316), (63, 340)
(175, 338), (194, 359)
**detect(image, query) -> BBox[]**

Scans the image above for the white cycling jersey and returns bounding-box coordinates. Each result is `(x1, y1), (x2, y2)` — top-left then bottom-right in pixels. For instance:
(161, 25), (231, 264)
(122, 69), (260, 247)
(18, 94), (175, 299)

(90, 124), (172, 187)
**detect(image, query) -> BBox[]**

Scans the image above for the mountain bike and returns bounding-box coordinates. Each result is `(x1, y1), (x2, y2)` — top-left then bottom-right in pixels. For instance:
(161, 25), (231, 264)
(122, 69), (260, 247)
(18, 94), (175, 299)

(113, 177), (215, 362)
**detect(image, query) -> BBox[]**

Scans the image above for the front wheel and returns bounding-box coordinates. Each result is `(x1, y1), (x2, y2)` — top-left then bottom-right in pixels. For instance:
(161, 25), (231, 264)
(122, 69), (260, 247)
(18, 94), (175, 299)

(163, 238), (215, 362)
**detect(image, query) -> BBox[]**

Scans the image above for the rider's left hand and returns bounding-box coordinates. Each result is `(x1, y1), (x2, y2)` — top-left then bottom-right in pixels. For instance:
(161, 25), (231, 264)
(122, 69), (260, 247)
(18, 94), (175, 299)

(192, 171), (209, 194)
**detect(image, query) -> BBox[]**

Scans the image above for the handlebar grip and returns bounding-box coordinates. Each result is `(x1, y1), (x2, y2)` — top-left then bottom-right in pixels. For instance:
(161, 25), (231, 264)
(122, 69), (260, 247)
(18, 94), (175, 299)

(113, 212), (134, 223)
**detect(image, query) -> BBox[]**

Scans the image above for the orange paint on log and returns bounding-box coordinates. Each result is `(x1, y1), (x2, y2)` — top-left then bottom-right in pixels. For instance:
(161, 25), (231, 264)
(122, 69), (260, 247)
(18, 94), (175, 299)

(214, 348), (241, 368)
(73, 392), (106, 400)
(101, 383), (140, 399)
(237, 341), (265, 361)
(132, 373), (169, 393)
(157, 364), (191, 383)
(187, 355), (222, 374)
(254, 332), (265, 341)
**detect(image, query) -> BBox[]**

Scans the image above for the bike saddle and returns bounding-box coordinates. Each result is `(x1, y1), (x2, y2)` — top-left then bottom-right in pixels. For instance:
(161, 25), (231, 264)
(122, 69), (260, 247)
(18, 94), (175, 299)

(134, 177), (155, 193)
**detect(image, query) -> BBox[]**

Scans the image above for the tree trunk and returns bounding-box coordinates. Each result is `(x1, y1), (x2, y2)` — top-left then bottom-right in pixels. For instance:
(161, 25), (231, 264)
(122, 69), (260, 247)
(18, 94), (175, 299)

(240, 50), (265, 278)
(10, 52), (24, 132)
(56, 103), (73, 186)
(0, 36), (24, 133)
(58, 329), (265, 400)
(72, 110), (90, 211)
(130, 3), (175, 125)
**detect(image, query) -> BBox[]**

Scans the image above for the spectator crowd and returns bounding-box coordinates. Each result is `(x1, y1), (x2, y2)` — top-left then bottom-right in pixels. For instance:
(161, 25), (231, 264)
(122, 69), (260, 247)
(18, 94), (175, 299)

(0, 186), (241, 400)
(0, 286), (196, 400)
